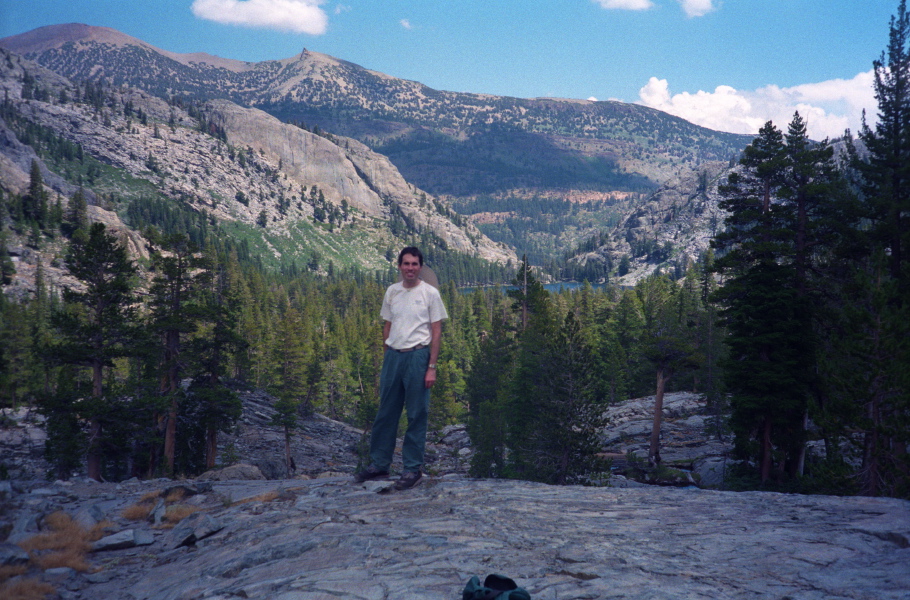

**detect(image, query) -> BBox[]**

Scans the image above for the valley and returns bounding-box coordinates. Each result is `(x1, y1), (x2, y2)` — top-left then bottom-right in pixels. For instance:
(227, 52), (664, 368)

(0, 23), (755, 283)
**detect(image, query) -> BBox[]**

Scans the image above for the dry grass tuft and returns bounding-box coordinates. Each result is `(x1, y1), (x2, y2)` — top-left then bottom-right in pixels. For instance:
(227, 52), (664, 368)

(165, 503), (201, 523)
(232, 490), (281, 506)
(152, 504), (201, 529)
(17, 511), (103, 573)
(130, 487), (212, 528)
(121, 502), (153, 522)
(0, 565), (27, 585)
(164, 488), (189, 503)
(139, 490), (162, 503)
(89, 524), (109, 542)
(123, 488), (171, 521)
(0, 578), (56, 600)
(32, 548), (92, 572)
(19, 512), (92, 555)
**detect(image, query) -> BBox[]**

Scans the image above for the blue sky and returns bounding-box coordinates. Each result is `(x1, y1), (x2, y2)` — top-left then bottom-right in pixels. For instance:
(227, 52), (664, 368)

(0, 0), (900, 140)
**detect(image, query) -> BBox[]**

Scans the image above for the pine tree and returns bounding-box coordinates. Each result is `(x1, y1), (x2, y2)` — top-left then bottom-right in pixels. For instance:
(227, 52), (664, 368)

(712, 119), (811, 483)
(820, 256), (908, 496)
(593, 325), (629, 405)
(501, 263), (556, 479)
(30, 260), (56, 396)
(692, 251), (727, 438)
(466, 315), (517, 478)
(611, 288), (646, 395)
(429, 357), (466, 432)
(148, 234), (210, 476)
(636, 274), (701, 465)
(842, 0), (910, 495)
(0, 230), (15, 285)
(269, 306), (311, 476)
(508, 256), (546, 321)
(533, 311), (608, 484)
(24, 160), (48, 227)
(41, 366), (86, 480)
(859, 0), (910, 290)
(53, 223), (138, 480)
(66, 187), (90, 239)
(0, 188), (9, 229)
(0, 300), (35, 406)
(191, 256), (244, 470)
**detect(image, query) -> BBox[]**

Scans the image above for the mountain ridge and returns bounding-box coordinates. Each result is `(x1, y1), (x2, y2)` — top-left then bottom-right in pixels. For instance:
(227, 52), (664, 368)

(0, 23), (753, 192)
(0, 23), (259, 73)
(0, 45), (515, 300)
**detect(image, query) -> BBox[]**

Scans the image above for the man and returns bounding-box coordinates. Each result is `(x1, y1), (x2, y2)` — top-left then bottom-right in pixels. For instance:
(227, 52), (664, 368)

(354, 246), (448, 490)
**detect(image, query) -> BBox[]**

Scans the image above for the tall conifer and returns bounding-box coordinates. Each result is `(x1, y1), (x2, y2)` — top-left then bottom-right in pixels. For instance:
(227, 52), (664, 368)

(712, 119), (811, 483)
(191, 256), (244, 470)
(846, 0), (910, 495)
(53, 223), (138, 480)
(636, 274), (701, 465)
(860, 0), (910, 289)
(148, 234), (209, 475)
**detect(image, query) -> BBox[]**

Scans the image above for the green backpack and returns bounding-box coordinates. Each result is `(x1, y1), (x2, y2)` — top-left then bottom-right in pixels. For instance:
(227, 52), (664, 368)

(462, 574), (531, 600)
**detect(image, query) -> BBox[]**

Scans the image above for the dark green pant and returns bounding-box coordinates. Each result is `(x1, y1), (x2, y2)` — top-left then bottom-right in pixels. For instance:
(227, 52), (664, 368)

(370, 346), (430, 472)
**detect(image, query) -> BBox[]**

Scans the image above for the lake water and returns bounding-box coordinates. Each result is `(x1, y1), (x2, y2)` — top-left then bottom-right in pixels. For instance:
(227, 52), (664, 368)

(460, 282), (612, 294)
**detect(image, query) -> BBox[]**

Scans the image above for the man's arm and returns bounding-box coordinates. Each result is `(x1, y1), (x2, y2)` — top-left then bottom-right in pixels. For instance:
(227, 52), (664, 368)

(382, 321), (391, 349)
(425, 320), (442, 388)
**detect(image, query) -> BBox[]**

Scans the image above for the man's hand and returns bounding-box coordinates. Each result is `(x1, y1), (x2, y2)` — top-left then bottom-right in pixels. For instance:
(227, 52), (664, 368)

(426, 319), (442, 389)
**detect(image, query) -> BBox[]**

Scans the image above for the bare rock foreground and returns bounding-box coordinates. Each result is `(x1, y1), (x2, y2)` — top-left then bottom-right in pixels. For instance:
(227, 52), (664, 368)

(2, 475), (909, 600)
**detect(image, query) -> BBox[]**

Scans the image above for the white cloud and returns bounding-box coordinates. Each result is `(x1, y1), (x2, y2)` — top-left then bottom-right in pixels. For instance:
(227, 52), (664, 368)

(636, 71), (876, 140)
(400, 19), (413, 30)
(593, 0), (717, 16)
(678, 0), (715, 18)
(588, 96), (599, 102)
(191, 0), (328, 35)
(592, 0), (654, 11)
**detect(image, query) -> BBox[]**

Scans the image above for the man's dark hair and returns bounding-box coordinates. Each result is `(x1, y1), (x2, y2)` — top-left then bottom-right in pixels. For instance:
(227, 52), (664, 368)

(398, 246), (423, 266)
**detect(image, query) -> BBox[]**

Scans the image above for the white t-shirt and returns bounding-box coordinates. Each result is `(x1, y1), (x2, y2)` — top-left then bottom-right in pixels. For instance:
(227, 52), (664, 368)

(380, 280), (448, 350)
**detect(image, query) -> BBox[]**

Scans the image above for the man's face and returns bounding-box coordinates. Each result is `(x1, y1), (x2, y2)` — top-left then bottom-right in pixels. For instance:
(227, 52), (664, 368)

(398, 253), (421, 286)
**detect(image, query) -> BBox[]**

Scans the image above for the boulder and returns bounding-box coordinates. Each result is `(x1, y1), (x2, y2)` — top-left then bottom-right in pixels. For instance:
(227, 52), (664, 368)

(7, 512), (40, 544)
(199, 463), (266, 481)
(150, 499), (166, 526)
(170, 513), (224, 548)
(693, 456), (730, 489)
(0, 542), (29, 566)
(73, 504), (106, 530)
(600, 391), (733, 488)
(91, 528), (155, 552)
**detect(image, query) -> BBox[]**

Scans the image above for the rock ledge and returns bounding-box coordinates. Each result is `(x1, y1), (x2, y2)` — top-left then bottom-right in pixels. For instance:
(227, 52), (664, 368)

(2, 476), (908, 599)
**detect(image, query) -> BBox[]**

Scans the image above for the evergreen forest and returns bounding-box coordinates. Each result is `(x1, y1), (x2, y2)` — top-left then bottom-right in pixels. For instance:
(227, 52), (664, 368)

(0, 3), (909, 499)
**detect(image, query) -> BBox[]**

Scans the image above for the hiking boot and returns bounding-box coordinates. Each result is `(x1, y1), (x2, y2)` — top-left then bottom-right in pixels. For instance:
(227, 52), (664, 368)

(394, 470), (422, 490)
(353, 465), (389, 483)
